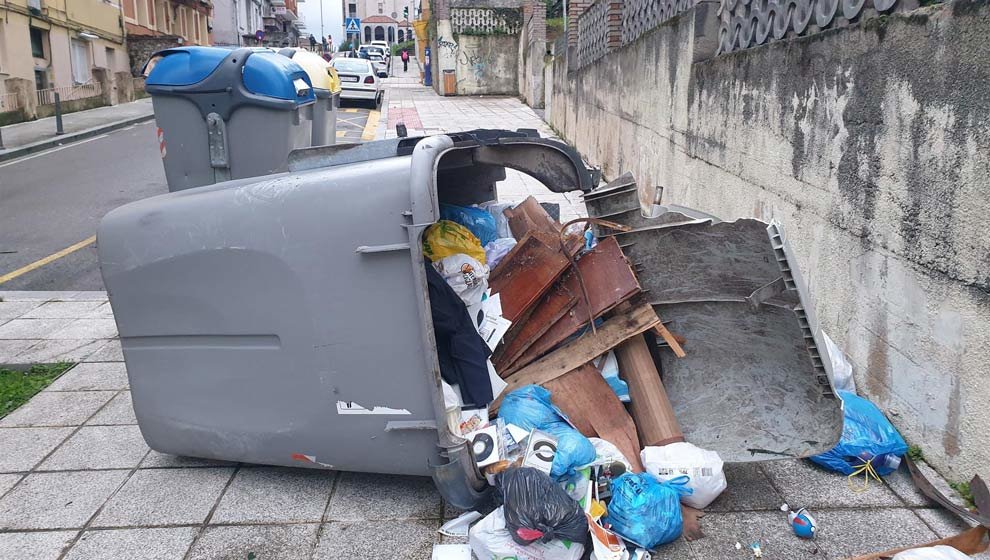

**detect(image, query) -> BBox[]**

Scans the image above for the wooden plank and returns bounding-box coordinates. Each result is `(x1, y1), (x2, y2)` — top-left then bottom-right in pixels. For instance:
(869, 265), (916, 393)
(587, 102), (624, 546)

(545, 363), (645, 472)
(615, 334), (685, 448)
(488, 233), (571, 323)
(504, 196), (560, 240)
(491, 301), (661, 413)
(509, 236), (641, 371)
(653, 323), (686, 358)
(492, 287), (578, 373)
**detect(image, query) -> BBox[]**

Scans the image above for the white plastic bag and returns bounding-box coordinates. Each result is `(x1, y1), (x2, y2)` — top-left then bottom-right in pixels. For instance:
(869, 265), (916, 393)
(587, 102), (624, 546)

(470, 507), (584, 560)
(485, 238), (517, 269)
(892, 545), (971, 559)
(589, 437), (632, 470)
(481, 201), (517, 239)
(433, 254), (490, 306)
(641, 442), (727, 509)
(822, 330), (857, 393)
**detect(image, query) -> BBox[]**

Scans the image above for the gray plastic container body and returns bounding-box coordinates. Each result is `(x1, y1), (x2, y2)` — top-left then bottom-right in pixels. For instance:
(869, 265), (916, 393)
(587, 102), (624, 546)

(310, 89), (337, 147)
(154, 96), (314, 192)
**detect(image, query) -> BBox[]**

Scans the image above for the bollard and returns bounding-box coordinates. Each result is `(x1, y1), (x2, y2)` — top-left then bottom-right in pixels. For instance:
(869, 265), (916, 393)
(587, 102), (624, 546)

(54, 92), (65, 135)
(0, 126), (4, 149)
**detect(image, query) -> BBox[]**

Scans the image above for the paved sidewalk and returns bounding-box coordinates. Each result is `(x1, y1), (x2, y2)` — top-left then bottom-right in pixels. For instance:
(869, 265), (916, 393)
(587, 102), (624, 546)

(0, 295), (980, 559)
(0, 99), (154, 162)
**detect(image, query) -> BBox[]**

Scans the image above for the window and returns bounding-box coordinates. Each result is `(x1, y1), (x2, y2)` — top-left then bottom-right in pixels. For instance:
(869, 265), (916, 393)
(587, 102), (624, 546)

(27, 0), (42, 11)
(30, 27), (46, 59)
(348, 3), (356, 16)
(34, 69), (48, 91)
(70, 38), (91, 83)
(378, 2), (383, 13)
(105, 47), (116, 70)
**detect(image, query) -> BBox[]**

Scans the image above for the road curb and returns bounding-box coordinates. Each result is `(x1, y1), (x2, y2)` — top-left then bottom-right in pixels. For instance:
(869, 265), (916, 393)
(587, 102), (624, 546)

(0, 113), (155, 163)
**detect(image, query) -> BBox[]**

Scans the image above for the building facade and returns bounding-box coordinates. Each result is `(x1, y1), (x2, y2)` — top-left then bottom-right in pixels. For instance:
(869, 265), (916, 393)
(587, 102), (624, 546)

(0, 0), (132, 120)
(343, 0), (419, 45)
(212, 0), (302, 48)
(123, 0), (213, 76)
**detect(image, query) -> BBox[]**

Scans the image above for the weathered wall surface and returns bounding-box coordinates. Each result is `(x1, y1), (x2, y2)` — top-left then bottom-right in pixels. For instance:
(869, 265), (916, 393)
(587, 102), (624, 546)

(452, 34), (519, 95)
(551, 0), (990, 481)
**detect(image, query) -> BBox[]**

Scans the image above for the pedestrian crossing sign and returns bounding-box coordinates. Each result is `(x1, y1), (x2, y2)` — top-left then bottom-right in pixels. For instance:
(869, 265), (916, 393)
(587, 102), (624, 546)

(345, 18), (360, 33)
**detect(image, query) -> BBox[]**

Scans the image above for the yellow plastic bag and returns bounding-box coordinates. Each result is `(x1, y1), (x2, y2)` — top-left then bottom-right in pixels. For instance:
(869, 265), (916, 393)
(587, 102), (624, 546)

(423, 220), (486, 264)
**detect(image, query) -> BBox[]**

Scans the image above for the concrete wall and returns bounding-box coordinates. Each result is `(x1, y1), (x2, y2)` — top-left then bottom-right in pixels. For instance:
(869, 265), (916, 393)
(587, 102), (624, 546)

(451, 33), (518, 95)
(550, 0), (990, 482)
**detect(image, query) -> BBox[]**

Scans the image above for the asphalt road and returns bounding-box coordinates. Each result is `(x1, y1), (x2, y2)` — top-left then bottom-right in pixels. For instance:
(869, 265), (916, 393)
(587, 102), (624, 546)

(0, 107), (373, 292)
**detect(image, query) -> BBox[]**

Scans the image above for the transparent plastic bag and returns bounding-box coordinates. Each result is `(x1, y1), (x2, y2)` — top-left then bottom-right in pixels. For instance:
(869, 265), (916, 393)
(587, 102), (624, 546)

(423, 220), (486, 264)
(606, 473), (691, 548)
(810, 391), (908, 476)
(496, 467), (589, 546)
(892, 546), (971, 560)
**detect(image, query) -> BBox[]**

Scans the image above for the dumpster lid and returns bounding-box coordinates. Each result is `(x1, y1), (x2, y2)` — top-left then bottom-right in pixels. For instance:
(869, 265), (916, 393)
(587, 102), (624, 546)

(278, 48), (334, 92)
(146, 46), (315, 103)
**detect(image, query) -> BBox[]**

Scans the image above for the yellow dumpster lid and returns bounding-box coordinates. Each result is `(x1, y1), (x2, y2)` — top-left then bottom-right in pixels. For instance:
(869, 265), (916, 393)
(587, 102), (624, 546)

(326, 64), (342, 95)
(286, 49), (334, 91)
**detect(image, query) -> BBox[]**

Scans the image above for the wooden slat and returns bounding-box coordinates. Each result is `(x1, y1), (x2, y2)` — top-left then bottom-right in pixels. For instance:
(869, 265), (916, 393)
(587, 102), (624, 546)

(508, 236), (641, 371)
(491, 301), (661, 413)
(615, 334), (685, 447)
(493, 287), (578, 372)
(504, 196), (560, 240)
(488, 233), (571, 323)
(545, 363), (645, 472)
(653, 323), (686, 358)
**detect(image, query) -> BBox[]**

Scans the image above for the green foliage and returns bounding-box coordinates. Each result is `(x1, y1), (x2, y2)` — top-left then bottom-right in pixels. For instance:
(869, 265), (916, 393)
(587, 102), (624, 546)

(546, 17), (564, 33)
(391, 40), (416, 55)
(0, 363), (74, 418)
(339, 40), (353, 52)
(949, 481), (976, 510)
(906, 445), (924, 462)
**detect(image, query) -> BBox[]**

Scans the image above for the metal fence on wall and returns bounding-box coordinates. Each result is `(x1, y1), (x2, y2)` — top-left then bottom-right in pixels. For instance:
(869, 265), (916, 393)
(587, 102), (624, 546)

(0, 92), (19, 113)
(36, 82), (102, 106)
(577, 0), (609, 67)
(450, 7), (524, 34)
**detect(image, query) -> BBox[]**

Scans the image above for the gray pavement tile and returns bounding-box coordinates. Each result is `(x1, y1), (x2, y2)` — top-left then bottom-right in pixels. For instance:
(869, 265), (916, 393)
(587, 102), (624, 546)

(0, 427), (74, 472)
(187, 523), (319, 560)
(20, 302), (103, 319)
(761, 458), (903, 508)
(686, 511), (822, 559)
(56, 292), (108, 302)
(91, 467), (235, 527)
(814, 508), (938, 558)
(81, 339), (124, 363)
(85, 391), (136, 425)
(0, 473), (23, 496)
(313, 519), (438, 559)
(138, 450), (237, 468)
(50, 319), (118, 340)
(707, 463), (784, 513)
(82, 302), (115, 319)
(65, 527), (198, 560)
(0, 391), (115, 427)
(0, 291), (72, 301)
(46, 362), (129, 391)
(0, 318), (75, 339)
(885, 464), (937, 507)
(11, 339), (106, 363)
(0, 470), (129, 530)
(39, 425), (149, 471)
(211, 467), (335, 524)
(0, 339), (37, 362)
(913, 507), (976, 539)
(327, 472), (442, 521)
(0, 301), (39, 320)
(0, 530), (77, 560)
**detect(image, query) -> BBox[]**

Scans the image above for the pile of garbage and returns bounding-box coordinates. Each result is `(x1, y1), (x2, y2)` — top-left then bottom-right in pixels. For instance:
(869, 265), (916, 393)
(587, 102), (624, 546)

(423, 184), (984, 560)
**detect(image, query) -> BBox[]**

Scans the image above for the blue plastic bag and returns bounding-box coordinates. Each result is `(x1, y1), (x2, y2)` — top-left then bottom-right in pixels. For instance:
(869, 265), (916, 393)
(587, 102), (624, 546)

(606, 474), (691, 548)
(810, 391), (908, 476)
(498, 385), (597, 480)
(440, 204), (498, 247)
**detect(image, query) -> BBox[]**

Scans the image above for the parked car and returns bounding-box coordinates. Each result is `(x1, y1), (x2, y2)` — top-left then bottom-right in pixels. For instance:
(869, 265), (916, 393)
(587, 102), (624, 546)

(330, 57), (382, 107)
(366, 53), (389, 78)
(359, 44), (388, 61)
(370, 40), (391, 58)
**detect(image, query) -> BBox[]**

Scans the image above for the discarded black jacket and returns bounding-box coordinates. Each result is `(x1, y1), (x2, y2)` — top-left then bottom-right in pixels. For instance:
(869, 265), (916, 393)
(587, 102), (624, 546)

(425, 263), (494, 407)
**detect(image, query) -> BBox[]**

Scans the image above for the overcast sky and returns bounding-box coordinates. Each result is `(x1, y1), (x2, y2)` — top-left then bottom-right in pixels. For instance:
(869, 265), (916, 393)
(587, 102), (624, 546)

(299, 0), (345, 43)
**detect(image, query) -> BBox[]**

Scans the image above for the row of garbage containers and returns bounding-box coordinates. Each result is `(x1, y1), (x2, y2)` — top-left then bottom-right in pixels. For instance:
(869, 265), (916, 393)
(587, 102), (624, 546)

(145, 46), (343, 192)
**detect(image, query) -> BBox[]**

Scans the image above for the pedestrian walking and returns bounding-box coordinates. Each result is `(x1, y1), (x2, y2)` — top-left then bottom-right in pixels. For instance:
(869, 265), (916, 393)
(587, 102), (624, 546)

(321, 36), (329, 52)
(309, 34), (317, 50)
(327, 36), (336, 53)
(401, 48), (410, 72)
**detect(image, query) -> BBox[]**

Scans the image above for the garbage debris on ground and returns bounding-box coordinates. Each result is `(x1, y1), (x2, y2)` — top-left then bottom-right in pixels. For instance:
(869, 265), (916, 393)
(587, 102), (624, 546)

(433, 253), (490, 306)
(440, 203), (499, 247)
(890, 546), (972, 560)
(431, 543), (473, 560)
(497, 467), (589, 545)
(423, 220), (488, 265)
(470, 506), (585, 560)
(605, 473), (691, 548)
(780, 503), (817, 539)
(821, 330), (857, 393)
(641, 442), (727, 509)
(439, 510), (484, 537)
(810, 391), (908, 480)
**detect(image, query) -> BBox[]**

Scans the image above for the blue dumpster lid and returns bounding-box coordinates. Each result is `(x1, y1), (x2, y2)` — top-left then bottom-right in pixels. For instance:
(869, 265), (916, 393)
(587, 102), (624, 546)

(146, 47), (315, 104)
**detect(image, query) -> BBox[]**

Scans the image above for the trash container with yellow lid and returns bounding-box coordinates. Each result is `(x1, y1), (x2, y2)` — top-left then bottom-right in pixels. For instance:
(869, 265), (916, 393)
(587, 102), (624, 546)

(279, 48), (340, 147)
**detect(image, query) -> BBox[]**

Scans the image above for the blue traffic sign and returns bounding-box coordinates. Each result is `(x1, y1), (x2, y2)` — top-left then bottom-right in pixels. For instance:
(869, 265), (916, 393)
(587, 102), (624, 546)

(345, 17), (361, 34)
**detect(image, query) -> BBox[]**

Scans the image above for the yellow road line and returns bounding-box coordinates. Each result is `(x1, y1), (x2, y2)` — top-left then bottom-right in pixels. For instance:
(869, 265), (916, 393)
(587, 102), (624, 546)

(344, 108), (359, 113)
(0, 235), (97, 285)
(361, 110), (381, 141)
(336, 130), (347, 138)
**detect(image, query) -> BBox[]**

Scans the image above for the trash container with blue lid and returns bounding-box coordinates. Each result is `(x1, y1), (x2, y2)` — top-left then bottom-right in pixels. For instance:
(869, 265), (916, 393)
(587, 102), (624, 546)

(145, 46), (316, 191)
(278, 48), (341, 147)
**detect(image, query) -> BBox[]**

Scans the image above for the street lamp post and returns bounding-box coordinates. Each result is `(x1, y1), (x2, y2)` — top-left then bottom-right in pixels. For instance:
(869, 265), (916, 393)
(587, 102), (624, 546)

(319, 0), (325, 43)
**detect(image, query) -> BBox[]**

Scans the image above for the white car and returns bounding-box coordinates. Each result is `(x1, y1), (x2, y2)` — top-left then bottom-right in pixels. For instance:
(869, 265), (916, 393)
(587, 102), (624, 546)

(330, 57), (382, 108)
(370, 40), (391, 58)
(366, 53), (389, 78)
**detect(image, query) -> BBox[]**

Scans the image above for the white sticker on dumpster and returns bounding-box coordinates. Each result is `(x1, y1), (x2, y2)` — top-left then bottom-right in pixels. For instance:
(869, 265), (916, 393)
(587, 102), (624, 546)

(336, 401), (412, 415)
